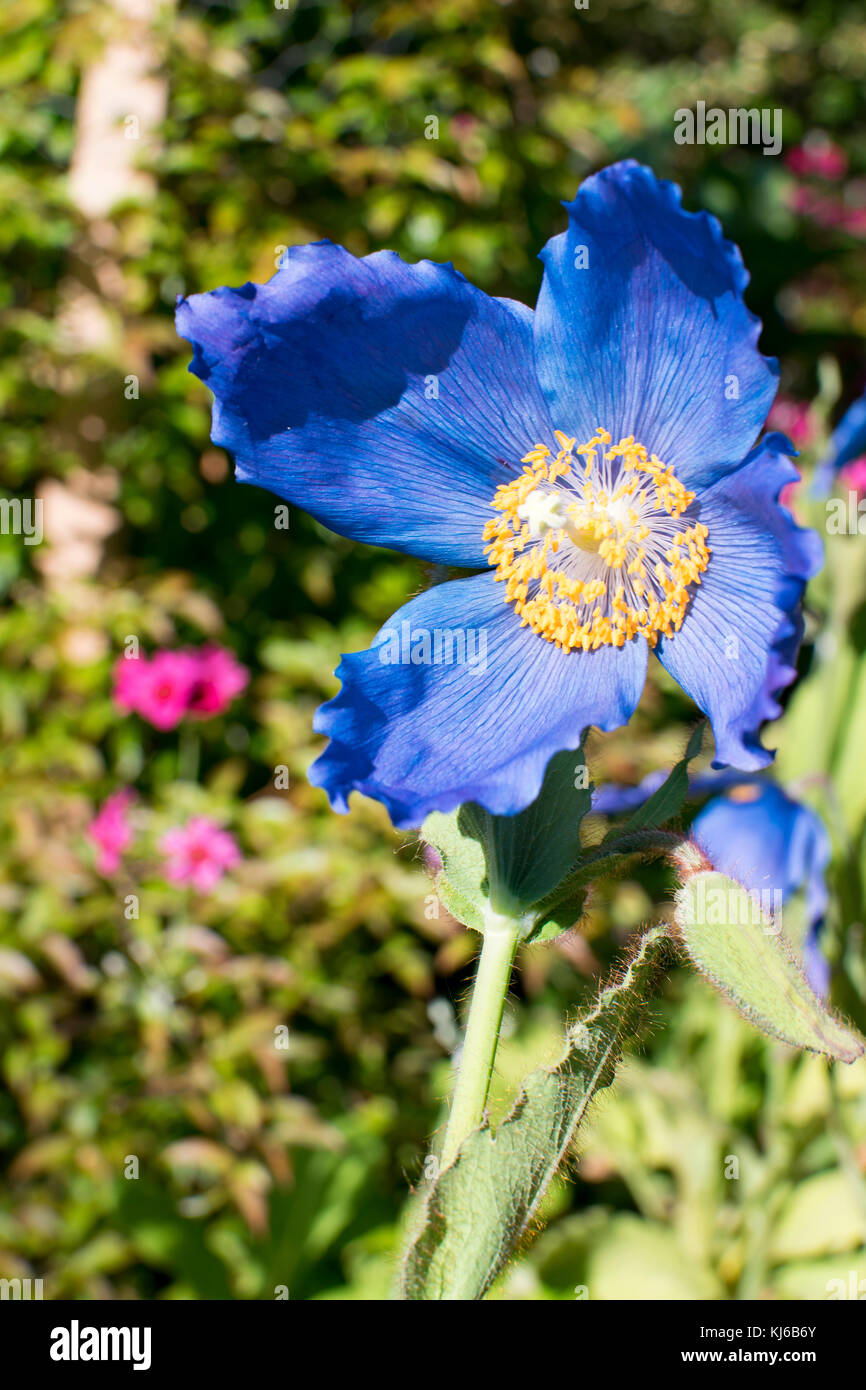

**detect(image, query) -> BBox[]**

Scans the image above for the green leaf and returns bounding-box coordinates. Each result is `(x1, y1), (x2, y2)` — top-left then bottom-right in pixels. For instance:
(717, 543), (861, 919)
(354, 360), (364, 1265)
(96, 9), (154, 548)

(772, 638), (856, 786)
(675, 871), (864, 1063)
(421, 747), (592, 935)
(527, 724), (708, 941)
(399, 927), (674, 1300)
(604, 720), (706, 843)
(587, 1214), (724, 1301)
(421, 808), (489, 934)
(770, 1169), (866, 1261)
(830, 650), (866, 839)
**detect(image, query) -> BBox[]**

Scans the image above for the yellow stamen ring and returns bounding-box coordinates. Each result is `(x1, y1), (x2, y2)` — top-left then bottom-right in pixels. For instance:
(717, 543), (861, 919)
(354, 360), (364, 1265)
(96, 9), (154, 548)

(484, 427), (711, 652)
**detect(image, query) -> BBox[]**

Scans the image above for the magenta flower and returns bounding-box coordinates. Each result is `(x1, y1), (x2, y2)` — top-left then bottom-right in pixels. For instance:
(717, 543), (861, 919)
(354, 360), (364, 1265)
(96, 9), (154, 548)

(159, 816), (241, 892)
(87, 789), (135, 875)
(113, 653), (147, 713)
(788, 185), (847, 230)
(113, 650), (198, 730)
(787, 184), (866, 238)
(188, 645), (249, 717)
(767, 395), (815, 450)
(840, 457), (866, 496)
(841, 206), (866, 238)
(786, 138), (848, 181)
(113, 645), (247, 730)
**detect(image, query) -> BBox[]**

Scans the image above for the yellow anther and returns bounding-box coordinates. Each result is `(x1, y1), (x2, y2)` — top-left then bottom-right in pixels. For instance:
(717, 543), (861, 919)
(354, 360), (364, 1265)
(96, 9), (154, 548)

(484, 427), (711, 652)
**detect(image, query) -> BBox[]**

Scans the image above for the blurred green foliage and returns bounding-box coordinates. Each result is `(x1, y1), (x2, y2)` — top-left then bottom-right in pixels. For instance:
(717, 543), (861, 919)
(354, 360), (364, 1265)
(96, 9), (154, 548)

(0, 0), (865, 1299)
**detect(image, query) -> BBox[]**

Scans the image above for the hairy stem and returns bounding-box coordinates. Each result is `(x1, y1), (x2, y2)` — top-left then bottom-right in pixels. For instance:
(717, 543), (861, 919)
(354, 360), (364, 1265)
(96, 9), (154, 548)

(441, 917), (521, 1169)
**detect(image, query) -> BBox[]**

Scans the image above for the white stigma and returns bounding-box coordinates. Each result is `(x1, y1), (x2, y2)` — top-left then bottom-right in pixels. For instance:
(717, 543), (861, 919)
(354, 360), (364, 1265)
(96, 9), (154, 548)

(516, 489), (570, 539)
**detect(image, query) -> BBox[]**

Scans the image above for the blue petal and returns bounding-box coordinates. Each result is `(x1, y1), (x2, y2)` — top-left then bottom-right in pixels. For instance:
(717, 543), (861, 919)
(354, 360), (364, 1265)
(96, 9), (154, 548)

(592, 765), (760, 815)
(176, 243), (552, 567)
(692, 783), (828, 915)
(655, 434), (823, 770)
(591, 768), (668, 815)
(311, 572), (648, 828)
(814, 386), (866, 491)
(803, 929), (831, 999)
(598, 767), (832, 995)
(534, 161), (778, 491)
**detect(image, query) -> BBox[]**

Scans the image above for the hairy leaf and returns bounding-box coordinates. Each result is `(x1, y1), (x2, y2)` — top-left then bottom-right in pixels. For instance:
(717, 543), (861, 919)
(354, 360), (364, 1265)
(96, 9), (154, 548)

(400, 927), (674, 1300)
(675, 871), (864, 1063)
(422, 747), (592, 935)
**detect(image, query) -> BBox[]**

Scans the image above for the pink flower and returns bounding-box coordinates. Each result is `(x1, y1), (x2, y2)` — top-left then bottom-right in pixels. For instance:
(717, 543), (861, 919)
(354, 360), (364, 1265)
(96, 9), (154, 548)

(840, 457), (866, 495)
(787, 184), (848, 229)
(188, 645), (249, 717)
(451, 112), (479, 139)
(786, 178), (866, 238)
(113, 645), (248, 729)
(113, 650), (199, 730)
(768, 395), (816, 450)
(159, 816), (241, 893)
(786, 138), (847, 181)
(87, 789), (136, 875)
(113, 653), (147, 713)
(841, 206), (866, 238)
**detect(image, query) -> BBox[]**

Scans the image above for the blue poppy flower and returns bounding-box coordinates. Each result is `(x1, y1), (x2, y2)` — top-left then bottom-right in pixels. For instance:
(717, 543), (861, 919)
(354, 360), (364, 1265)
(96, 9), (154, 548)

(595, 772), (831, 995)
(813, 386), (866, 493)
(177, 160), (821, 829)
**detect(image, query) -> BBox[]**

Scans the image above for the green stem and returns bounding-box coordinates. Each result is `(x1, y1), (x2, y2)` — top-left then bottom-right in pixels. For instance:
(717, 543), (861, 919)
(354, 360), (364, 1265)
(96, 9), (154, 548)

(441, 916), (521, 1169)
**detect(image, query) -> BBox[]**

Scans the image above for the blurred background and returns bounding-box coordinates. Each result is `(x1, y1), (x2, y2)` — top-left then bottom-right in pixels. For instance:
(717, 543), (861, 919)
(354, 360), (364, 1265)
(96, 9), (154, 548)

(1, 0), (866, 1300)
